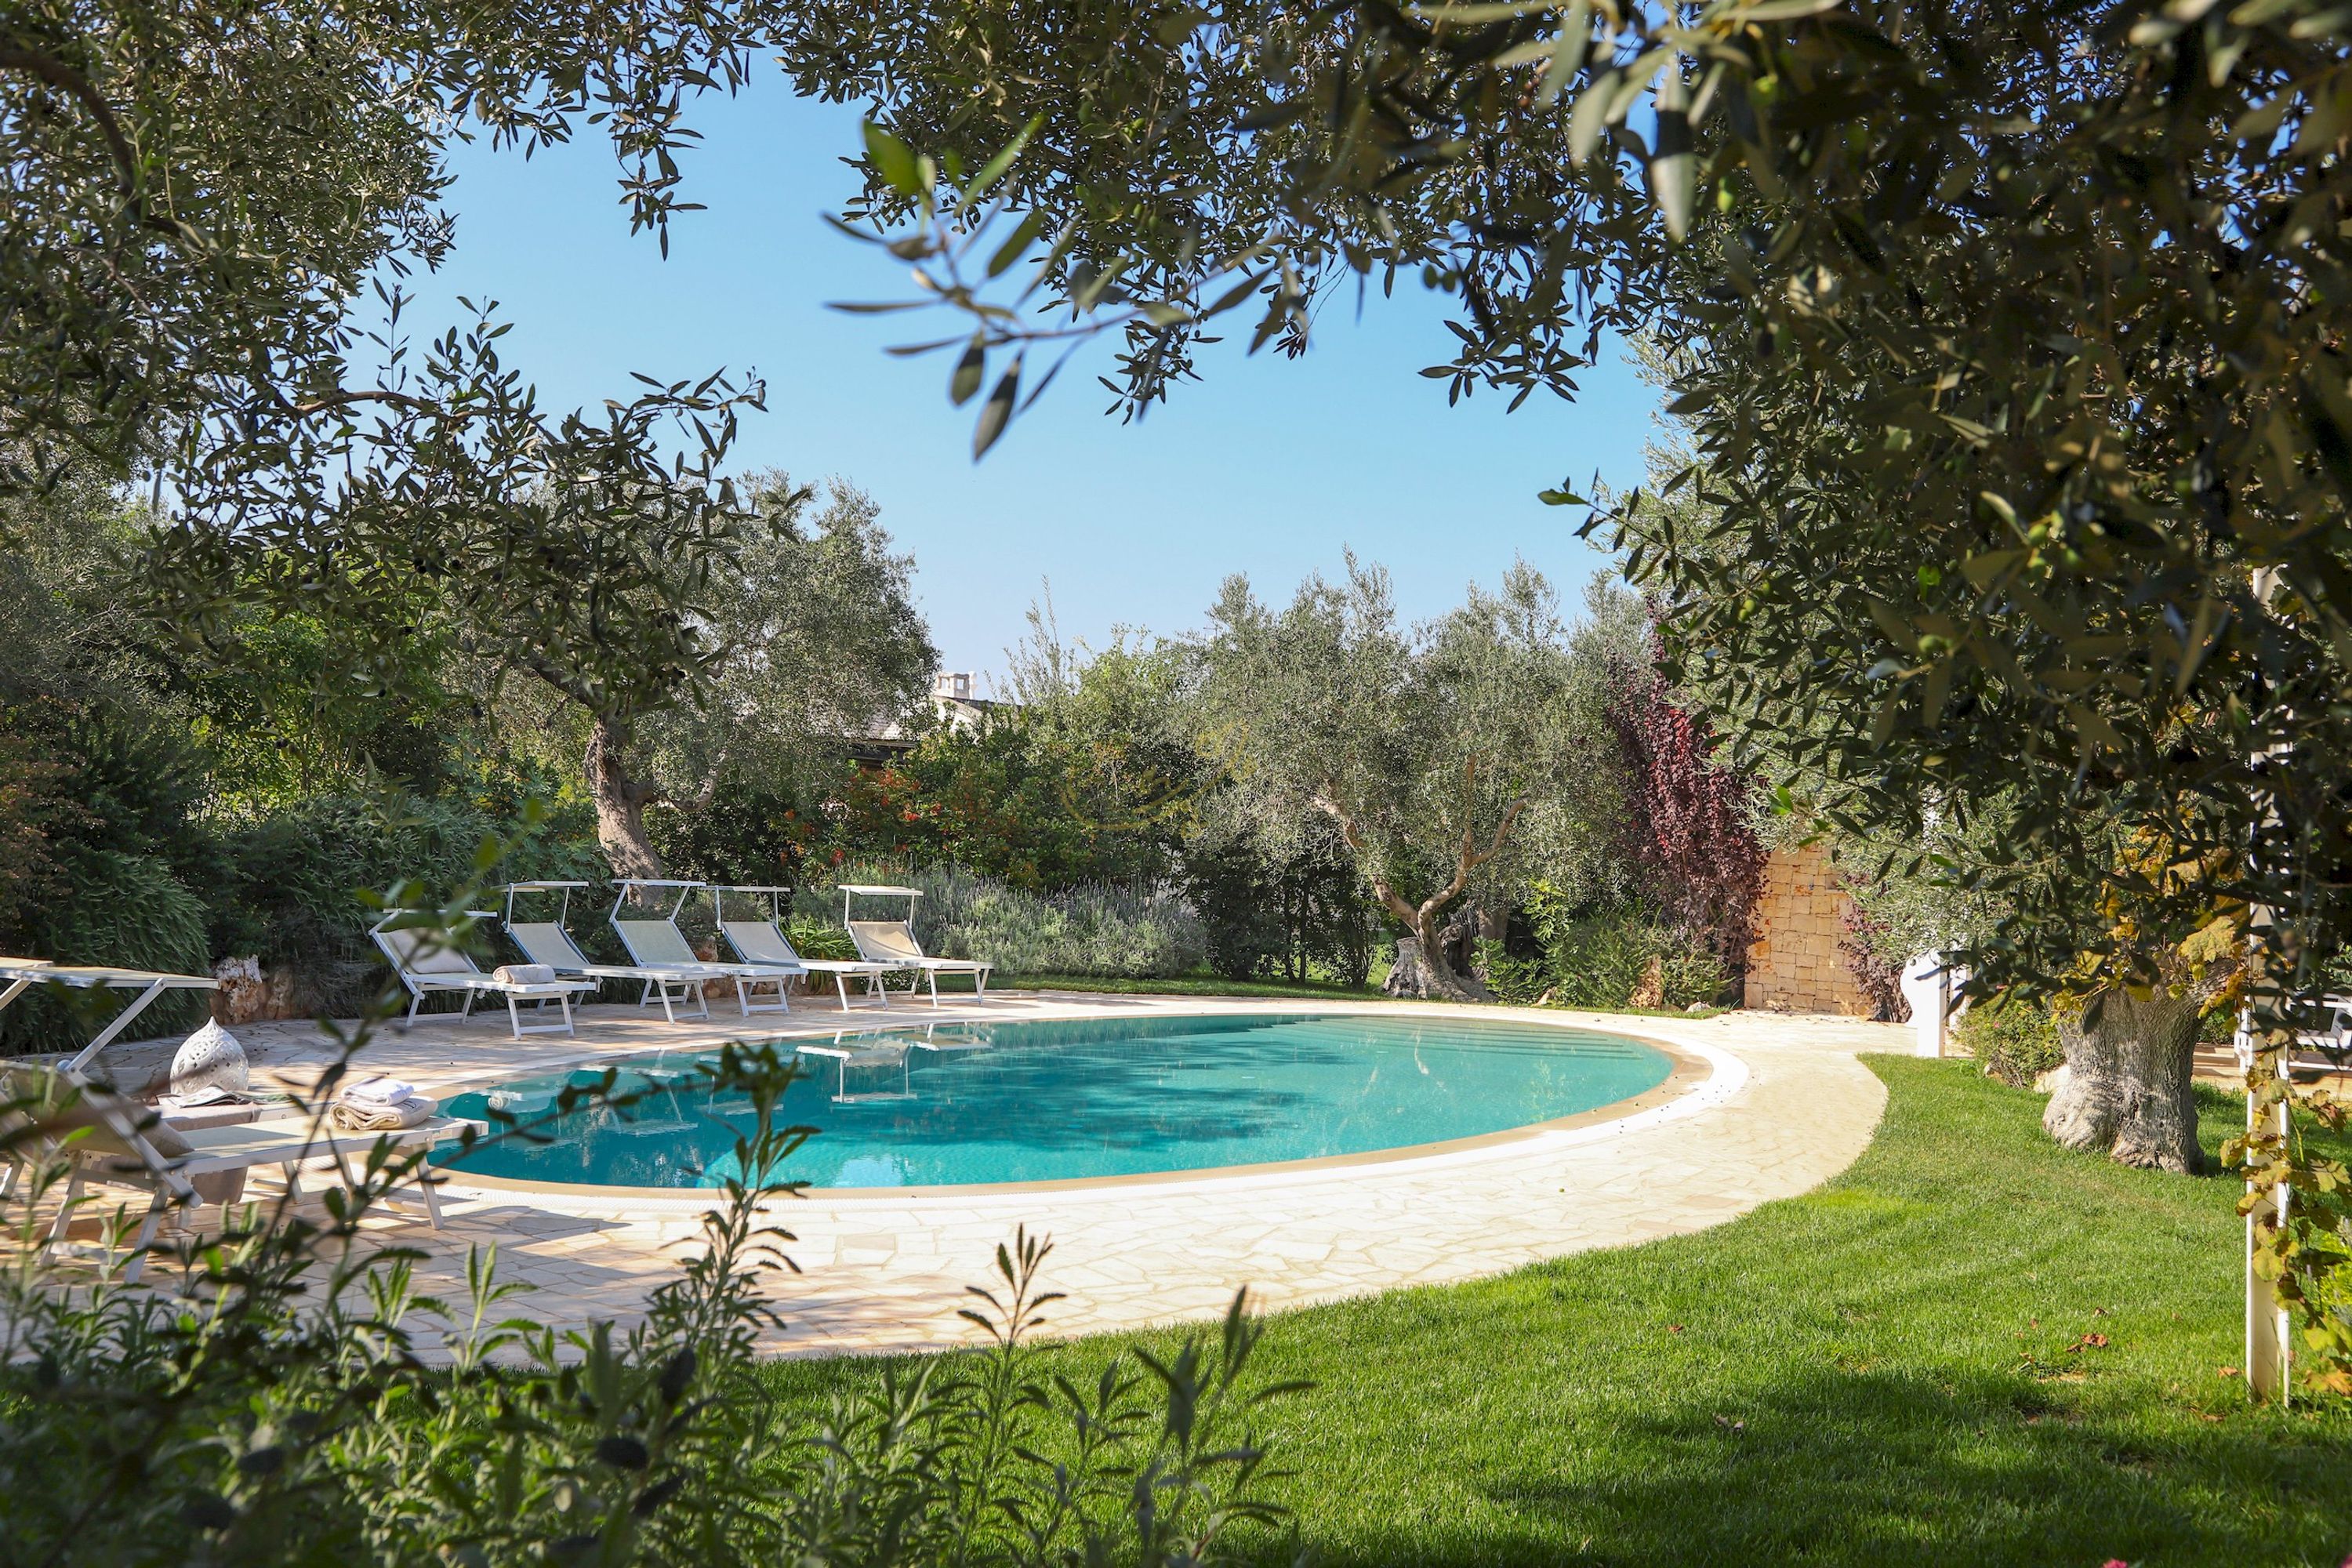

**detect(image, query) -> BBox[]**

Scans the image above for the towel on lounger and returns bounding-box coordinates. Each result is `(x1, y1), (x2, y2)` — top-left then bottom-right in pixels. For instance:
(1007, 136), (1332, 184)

(331, 1093), (438, 1131)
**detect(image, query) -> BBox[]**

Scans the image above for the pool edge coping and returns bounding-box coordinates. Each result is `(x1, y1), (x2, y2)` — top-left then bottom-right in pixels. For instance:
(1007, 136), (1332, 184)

(431, 1013), (1742, 1210)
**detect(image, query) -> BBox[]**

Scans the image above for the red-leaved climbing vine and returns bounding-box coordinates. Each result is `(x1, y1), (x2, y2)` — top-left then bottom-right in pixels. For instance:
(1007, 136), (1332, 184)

(1606, 659), (1766, 968)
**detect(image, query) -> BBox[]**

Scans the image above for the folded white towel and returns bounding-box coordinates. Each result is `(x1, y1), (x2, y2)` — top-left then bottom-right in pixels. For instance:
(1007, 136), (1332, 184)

(492, 963), (557, 986)
(330, 1094), (438, 1131)
(343, 1076), (414, 1106)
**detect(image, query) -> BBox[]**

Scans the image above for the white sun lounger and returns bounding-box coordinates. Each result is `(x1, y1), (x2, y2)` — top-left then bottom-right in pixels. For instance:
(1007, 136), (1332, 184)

(840, 885), (993, 1007)
(2, 1065), (479, 1283)
(368, 911), (596, 1039)
(501, 881), (711, 1024)
(0, 956), (221, 1074)
(608, 878), (794, 1017)
(2235, 996), (2352, 1077)
(709, 885), (897, 1012)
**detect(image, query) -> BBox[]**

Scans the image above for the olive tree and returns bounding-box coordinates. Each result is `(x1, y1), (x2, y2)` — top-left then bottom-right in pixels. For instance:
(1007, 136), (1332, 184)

(5, 0), (779, 717)
(782, 0), (2352, 1364)
(1198, 558), (1592, 1000)
(496, 473), (937, 878)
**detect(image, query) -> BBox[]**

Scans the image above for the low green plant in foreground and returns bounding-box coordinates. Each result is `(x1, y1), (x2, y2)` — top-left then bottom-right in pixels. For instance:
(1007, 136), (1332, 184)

(769, 1060), (2352, 1568)
(0, 970), (1293, 1566)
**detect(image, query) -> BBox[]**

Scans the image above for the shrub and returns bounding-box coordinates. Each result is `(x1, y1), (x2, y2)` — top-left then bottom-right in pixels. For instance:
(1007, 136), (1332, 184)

(1956, 993), (2067, 1087)
(1605, 659), (1766, 970)
(801, 862), (1207, 978)
(1838, 899), (1911, 1022)
(1186, 836), (1288, 981)
(783, 915), (858, 962)
(0, 731), (88, 957)
(648, 775), (816, 886)
(1182, 822), (1375, 985)
(1477, 942), (1554, 1005)
(212, 791), (604, 1014)
(1510, 895), (1733, 1011)
(0, 848), (212, 1054)
(954, 880), (1207, 978)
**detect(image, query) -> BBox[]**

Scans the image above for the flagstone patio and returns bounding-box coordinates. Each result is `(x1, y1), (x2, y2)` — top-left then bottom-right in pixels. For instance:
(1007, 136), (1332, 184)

(97, 993), (1904, 1358)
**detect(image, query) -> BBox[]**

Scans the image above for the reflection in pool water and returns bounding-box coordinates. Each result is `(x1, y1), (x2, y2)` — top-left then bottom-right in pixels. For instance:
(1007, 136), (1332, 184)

(436, 1013), (1673, 1190)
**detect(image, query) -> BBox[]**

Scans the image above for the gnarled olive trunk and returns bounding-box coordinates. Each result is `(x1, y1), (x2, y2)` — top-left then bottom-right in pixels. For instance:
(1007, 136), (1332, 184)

(1384, 934), (1489, 1002)
(1382, 909), (1495, 1003)
(585, 716), (666, 880)
(2042, 986), (2205, 1174)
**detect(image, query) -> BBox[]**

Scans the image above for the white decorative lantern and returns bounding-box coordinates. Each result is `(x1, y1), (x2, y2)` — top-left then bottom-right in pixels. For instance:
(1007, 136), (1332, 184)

(169, 1019), (250, 1100)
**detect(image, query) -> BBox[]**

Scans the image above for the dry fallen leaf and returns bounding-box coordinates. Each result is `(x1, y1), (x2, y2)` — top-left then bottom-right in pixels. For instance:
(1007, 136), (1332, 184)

(2218, 1367), (2241, 1379)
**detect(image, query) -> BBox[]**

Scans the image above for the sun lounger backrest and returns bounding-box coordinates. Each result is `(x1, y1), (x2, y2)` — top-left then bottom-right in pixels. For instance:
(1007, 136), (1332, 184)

(613, 918), (701, 967)
(374, 924), (484, 978)
(721, 920), (803, 967)
(848, 920), (926, 964)
(506, 921), (593, 971)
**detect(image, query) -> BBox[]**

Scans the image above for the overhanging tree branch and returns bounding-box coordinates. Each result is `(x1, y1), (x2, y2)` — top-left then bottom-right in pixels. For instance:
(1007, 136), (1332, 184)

(277, 387), (439, 418)
(1314, 782), (1418, 927)
(0, 42), (139, 189)
(0, 42), (196, 242)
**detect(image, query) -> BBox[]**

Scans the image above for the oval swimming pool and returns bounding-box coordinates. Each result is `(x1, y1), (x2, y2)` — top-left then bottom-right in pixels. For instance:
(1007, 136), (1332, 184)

(435, 1012), (1675, 1190)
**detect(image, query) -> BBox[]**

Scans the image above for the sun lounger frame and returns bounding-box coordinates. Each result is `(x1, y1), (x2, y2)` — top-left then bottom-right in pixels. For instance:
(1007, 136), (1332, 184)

(367, 912), (596, 1040)
(837, 884), (995, 1008)
(0, 956), (222, 1074)
(708, 884), (898, 1012)
(608, 878), (795, 1017)
(501, 882), (712, 1023)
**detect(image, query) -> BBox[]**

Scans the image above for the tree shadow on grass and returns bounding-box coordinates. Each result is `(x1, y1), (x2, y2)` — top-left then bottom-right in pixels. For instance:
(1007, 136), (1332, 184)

(1308, 1362), (2350, 1568)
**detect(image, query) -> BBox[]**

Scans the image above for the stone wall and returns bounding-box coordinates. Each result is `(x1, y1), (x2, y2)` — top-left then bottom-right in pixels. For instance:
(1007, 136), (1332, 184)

(1743, 844), (1871, 1014)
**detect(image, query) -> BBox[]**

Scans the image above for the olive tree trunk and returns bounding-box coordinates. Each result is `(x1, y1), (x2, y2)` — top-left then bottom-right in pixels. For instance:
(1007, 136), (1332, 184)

(585, 716), (666, 880)
(1323, 771), (1522, 1004)
(2042, 986), (2205, 1174)
(1384, 929), (1494, 1002)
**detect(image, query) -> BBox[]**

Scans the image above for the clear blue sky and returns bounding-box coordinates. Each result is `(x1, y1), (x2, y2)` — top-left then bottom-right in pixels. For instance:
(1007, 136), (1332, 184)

(399, 73), (1657, 685)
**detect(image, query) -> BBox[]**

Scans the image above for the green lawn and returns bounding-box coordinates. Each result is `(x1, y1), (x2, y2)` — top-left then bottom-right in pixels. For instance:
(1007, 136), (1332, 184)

(767, 1058), (2352, 1566)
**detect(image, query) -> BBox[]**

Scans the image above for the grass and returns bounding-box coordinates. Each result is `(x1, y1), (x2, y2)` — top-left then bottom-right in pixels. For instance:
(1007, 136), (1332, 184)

(766, 1058), (2352, 1566)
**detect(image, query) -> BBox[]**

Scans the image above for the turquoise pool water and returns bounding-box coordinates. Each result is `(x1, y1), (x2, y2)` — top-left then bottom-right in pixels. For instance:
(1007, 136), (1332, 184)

(435, 1013), (1672, 1190)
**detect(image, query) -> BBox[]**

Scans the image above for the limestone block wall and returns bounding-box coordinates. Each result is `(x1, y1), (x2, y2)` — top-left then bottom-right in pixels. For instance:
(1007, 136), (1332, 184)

(1743, 844), (1871, 1014)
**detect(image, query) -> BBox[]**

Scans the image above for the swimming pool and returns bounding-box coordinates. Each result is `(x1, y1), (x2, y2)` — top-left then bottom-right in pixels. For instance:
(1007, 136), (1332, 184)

(435, 1012), (1676, 1190)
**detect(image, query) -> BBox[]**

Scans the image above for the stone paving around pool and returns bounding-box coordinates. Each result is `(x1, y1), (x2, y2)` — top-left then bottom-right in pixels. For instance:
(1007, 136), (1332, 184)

(96, 993), (1903, 1358)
